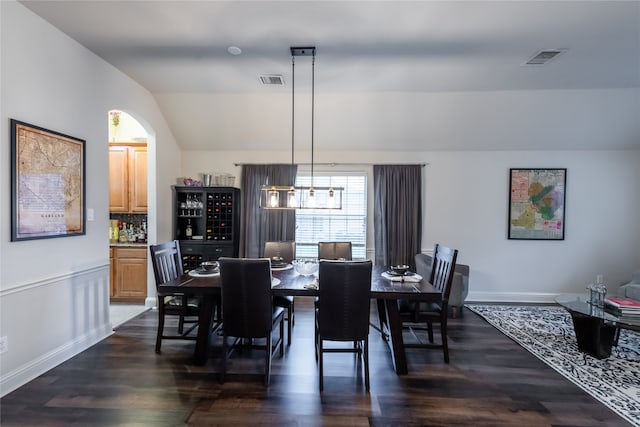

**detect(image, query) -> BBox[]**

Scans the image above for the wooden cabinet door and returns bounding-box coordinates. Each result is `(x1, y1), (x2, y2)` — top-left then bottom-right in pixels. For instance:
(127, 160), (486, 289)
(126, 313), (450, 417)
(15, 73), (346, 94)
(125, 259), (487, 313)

(112, 247), (147, 302)
(109, 146), (129, 212)
(129, 146), (147, 212)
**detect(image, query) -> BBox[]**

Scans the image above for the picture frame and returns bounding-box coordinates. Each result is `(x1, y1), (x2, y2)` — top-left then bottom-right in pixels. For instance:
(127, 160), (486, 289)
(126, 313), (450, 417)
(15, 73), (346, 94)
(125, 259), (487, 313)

(508, 168), (566, 240)
(10, 119), (86, 241)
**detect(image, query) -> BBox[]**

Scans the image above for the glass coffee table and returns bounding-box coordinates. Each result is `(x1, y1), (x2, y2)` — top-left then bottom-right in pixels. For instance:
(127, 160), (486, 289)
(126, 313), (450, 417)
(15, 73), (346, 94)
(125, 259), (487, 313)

(556, 293), (640, 359)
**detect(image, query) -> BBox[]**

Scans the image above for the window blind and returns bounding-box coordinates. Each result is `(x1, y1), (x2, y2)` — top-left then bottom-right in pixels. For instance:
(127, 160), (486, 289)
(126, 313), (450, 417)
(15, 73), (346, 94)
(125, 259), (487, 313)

(295, 175), (367, 259)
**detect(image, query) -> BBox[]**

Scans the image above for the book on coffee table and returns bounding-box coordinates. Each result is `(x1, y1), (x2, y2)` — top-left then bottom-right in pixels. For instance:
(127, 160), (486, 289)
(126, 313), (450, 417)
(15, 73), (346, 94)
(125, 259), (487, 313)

(605, 297), (640, 315)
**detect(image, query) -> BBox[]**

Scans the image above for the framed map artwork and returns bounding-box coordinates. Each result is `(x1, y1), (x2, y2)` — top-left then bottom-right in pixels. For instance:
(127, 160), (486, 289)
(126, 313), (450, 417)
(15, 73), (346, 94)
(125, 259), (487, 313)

(508, 168), (566, 240)
(10, 119), (86, 241)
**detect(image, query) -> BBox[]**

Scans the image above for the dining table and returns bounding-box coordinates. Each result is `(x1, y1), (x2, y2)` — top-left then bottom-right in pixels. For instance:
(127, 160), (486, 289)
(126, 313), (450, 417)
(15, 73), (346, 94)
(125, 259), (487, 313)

(158, 264), (441, 375)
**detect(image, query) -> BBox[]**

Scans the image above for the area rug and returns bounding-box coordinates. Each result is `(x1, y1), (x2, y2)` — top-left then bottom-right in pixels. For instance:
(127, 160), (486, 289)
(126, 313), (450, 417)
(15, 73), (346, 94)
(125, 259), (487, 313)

(466, 304), (640, 426)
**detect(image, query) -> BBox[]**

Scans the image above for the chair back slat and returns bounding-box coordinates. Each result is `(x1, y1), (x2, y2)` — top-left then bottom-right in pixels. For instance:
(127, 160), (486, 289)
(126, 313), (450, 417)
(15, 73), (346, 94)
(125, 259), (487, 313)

(149, 240), (184, 287)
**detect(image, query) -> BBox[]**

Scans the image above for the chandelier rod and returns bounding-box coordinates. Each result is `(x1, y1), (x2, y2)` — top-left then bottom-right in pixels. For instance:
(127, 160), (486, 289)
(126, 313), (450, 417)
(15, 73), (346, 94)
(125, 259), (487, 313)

(311, 50), (315, 187)
(291, 55), (295, 166)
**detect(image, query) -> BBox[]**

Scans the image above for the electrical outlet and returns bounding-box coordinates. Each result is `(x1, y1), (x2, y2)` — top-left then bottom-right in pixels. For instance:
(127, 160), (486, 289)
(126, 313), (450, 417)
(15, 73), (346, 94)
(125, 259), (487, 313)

(0, 336), (7, 354)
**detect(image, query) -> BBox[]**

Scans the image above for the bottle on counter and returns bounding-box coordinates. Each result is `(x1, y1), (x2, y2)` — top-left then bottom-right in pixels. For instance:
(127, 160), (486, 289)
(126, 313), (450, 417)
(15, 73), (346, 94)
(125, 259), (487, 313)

(119, 221), (128, 242)
(109, 219), (119, 243)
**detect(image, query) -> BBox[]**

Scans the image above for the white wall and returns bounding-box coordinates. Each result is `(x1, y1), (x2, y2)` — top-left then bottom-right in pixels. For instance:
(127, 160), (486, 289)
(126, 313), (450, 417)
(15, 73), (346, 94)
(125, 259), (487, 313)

(0, 2), (182, 396)
(181, 148), (640, 303)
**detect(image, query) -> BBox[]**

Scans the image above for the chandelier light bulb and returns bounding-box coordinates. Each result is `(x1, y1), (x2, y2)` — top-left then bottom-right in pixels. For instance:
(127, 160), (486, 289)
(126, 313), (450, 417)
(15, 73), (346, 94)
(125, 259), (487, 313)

(307, 188), (316, 208)
(327, 188), (335, 208)
(287, 187), (297, 208)
(269, 187), (279, 208)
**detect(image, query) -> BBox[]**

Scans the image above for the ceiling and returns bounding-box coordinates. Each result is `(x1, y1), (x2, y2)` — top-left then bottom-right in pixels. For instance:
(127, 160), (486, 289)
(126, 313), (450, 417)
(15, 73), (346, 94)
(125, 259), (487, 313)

(19, 1), (640, 152)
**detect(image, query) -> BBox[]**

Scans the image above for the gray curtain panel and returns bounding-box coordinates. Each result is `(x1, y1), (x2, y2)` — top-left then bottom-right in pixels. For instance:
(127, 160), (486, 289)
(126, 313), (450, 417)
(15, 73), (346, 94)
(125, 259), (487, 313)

(373, 165), (422, 269)
(239, 164), (297, 257)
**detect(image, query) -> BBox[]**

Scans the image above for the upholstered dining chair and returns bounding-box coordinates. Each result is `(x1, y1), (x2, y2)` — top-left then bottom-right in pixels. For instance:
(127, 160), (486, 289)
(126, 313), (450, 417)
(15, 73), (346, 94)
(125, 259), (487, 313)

(264, 240), (296, 263)
(218, 257), (285, 386)
(318, 241), (353, 260)
(397, 243), (458, 363)
(315, 259), (373, 392)
(149, 240), (200, 353)
(264, 241), (296, 346)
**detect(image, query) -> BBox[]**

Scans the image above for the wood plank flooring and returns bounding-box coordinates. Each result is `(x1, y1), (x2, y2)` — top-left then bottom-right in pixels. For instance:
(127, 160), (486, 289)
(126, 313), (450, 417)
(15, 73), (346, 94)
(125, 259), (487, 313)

(0, 298), (631, 426)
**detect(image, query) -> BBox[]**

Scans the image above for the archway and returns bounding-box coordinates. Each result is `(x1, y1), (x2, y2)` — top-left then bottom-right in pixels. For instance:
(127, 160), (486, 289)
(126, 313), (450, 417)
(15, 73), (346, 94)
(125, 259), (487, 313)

(108, 109), (157, 327)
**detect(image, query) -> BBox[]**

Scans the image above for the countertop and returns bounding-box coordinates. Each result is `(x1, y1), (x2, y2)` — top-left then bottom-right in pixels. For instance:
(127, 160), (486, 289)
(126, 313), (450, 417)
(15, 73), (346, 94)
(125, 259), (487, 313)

(110, 242), (148, 248)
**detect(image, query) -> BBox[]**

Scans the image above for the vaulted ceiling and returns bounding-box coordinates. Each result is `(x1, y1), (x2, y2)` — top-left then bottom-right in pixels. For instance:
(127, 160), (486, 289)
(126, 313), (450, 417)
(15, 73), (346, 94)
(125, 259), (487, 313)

(19, 1), (640, 152)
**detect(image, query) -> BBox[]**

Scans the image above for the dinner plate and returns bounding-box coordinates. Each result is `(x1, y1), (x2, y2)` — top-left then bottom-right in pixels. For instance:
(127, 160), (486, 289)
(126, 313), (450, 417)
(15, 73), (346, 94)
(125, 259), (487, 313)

(188, 269), (220, 277)
(271, 277), (281, 288)
(271, 263), (293, 271)
(385, 270), (415, 277)
(271, 262), (288, 268)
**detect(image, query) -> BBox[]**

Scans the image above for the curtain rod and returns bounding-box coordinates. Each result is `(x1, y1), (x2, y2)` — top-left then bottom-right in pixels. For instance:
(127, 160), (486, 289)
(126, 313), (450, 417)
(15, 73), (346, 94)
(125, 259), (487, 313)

(233, 162), (428, 167)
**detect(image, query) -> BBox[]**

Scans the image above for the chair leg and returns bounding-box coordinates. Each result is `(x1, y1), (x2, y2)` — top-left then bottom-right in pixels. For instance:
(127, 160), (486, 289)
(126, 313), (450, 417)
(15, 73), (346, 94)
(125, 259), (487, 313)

(314, 312), (319, 361)
(287, 305), (293, 346)
(427, 322), (434, 343)
(280, 317), (285, 357)
(364, 338), (370, 392)
(155, 303), (165, 354)
(220, 334), (228, 384)
(265, 334), (272, 386)
(178, 314), (185, 334)
(318, 338), (324, 392)
(441, 319), (450, 364)
(216, 298), (222, 322)
(291, 298), (295, 325)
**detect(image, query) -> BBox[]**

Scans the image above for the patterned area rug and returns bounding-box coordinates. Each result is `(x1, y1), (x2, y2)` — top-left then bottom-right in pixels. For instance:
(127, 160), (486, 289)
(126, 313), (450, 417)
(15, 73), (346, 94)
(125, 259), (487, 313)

(466, 304), (640, 426)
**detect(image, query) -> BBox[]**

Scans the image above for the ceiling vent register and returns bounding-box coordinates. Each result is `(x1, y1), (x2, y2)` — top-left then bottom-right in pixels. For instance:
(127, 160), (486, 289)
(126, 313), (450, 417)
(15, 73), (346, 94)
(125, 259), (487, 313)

(260, 74), (284, 85)
(524, 49), (567, 65)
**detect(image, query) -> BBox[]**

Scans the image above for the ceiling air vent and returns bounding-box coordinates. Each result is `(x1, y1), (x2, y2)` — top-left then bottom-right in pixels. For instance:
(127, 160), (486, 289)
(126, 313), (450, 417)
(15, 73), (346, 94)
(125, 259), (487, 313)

(260, 74), (284, 85)
(524, 49), (567, 65)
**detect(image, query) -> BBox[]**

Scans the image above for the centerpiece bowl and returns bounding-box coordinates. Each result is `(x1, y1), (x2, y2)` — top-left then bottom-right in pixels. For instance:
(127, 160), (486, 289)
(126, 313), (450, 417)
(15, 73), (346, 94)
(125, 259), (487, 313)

(292, 259), (319, 276)
(201, 261), (219, 271)
(270, 256), (284, 265)
(390, 264), (410, 275)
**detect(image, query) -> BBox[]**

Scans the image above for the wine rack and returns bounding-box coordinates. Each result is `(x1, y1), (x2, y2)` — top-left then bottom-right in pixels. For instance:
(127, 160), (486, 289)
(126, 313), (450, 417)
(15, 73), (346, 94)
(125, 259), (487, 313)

(173, 186), (240, 271)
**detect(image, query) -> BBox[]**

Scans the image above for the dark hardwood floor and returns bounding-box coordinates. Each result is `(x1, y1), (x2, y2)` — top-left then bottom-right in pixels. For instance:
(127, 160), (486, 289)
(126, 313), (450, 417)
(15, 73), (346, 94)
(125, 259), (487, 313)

(0, 298), (631, 426)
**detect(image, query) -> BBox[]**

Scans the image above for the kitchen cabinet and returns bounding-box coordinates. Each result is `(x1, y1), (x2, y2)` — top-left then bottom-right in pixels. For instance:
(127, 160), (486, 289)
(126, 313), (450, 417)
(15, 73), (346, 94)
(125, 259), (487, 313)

(173, 186), (240, 272)
(110, 246), (147, 302)
(109, 144), (147, 213)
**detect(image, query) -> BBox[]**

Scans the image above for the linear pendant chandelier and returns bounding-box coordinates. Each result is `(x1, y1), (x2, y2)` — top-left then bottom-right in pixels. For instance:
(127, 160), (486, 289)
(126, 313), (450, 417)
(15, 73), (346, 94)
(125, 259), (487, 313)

(260, 46), (343, 210)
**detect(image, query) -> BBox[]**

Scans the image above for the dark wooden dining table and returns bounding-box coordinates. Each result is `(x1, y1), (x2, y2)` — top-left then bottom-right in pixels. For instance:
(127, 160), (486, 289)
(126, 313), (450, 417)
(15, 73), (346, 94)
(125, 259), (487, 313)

(158, 264), (440, 375)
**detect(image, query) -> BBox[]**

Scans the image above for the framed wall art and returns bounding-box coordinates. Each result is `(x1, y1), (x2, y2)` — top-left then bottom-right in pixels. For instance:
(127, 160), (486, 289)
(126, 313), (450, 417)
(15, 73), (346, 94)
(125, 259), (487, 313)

(10, 119), (86, 241)
(508, 168), (566, 240)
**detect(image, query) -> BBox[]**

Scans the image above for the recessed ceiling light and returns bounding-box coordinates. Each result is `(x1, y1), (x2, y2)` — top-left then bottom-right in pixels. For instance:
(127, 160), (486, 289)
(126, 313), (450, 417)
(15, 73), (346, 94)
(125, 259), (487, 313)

(227, 46), (242, 56)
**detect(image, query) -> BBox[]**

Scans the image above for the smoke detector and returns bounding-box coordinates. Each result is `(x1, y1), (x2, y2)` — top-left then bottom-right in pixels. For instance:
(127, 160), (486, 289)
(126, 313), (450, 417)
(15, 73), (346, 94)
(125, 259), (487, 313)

(524, 49), (567, 65)
(259, 74), (284, 85)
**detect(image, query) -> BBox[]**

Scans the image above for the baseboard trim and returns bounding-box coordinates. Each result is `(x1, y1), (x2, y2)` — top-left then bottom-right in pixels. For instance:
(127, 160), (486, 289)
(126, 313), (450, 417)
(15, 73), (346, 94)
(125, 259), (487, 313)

(467, 291), (561, 304)
(0, 325), (112, 398)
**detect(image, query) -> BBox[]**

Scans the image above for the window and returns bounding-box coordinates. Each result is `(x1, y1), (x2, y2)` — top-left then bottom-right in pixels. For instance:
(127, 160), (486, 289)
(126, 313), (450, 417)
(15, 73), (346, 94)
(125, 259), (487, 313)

(295, 174), (367, 259)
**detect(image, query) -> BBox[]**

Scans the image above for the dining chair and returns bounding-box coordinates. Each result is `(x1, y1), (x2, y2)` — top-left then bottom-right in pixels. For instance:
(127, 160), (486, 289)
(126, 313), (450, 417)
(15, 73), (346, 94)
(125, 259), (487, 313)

(264, 241), (296, 346)
(397, 243), (459, 363)
(149, 240), (200, 353)
(318, 241), (352, 260)
(315, 259), (373, 392)
(218, 257), (285, 386)
(264, 240), (296, 263)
